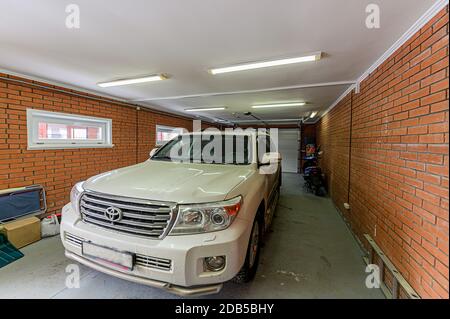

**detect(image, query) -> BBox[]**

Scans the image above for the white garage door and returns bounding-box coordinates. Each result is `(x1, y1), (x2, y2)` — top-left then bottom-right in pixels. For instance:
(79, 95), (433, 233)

(277, 129), (300, 173)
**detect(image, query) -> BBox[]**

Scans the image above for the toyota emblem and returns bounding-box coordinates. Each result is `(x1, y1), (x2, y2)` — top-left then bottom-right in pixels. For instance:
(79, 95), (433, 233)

(105, 206), (122, 222)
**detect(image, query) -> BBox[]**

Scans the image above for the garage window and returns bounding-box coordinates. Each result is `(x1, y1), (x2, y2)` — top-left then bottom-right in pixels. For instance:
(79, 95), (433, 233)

(156, 125), (183, 146)
(27, 109), (113, 149)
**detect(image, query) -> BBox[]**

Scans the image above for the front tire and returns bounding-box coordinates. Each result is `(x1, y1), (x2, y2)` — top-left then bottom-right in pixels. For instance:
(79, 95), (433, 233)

(232, 217), (262, 284)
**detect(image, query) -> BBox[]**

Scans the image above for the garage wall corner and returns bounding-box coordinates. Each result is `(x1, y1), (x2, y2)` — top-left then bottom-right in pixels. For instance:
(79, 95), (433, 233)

(316, 5), (449, 299)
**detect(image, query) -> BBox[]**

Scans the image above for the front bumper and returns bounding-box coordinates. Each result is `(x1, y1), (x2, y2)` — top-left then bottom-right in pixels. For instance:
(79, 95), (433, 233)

(60, 204), (251, 296)
(64, 251), (223, 296)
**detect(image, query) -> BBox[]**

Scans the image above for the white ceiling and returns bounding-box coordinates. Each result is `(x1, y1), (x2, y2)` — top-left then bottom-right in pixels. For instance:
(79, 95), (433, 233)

(0, 0), (437, 124)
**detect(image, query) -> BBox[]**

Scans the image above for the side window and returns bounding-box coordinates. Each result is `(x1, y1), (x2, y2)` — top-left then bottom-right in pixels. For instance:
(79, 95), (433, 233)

(269, 136), (278, 153)
(258, 135), (276, 152)
(257, 135), (268, 160)
(257, 134), (278, 162)
(27, 109), (112, 150)
(265, 135), (271, 153)
(156, 125), (184, 146)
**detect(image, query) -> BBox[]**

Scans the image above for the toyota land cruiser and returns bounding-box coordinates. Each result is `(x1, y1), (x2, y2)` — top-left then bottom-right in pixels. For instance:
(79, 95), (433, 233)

(60, 130), (281, 296)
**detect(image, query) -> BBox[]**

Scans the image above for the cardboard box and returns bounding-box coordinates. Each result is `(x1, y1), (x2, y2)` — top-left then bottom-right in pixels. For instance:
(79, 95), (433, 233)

(0, 217), (41, 249)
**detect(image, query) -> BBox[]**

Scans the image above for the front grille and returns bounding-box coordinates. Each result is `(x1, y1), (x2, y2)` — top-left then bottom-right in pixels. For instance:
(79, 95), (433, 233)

(64, 232), (172, 271)
(135, 254), (172, 271)
(79, 192), (176, 239)
(65, 232), (84, 247)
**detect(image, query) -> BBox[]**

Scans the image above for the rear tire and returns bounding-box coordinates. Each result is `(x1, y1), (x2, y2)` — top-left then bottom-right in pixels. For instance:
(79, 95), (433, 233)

(232, 217), (262, 284)
(316, 186), (327, 196)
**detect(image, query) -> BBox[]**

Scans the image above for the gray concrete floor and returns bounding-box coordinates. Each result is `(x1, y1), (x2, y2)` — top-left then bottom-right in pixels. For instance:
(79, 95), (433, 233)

(0, 173), (384, 299)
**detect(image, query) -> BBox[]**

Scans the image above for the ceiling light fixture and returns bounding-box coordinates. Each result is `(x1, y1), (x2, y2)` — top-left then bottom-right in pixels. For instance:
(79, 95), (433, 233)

(215, 118), (232, 123)
(310, 111), (318, 118)
(185, 107), (226, 112)
(209, 52), (322, 75)
(252, 102), (306, 108)
(98, 74), (168, 87)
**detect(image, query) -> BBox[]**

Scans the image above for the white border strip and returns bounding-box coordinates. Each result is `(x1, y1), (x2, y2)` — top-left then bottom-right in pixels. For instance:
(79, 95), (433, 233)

(319, 0), (449, 121)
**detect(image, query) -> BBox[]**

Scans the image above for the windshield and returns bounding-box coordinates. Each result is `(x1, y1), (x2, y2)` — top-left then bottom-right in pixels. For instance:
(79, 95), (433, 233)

(152, 134), (253, 165)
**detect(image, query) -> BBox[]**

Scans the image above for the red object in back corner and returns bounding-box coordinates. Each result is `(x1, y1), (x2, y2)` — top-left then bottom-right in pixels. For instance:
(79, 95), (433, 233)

(46, 213), (62, 219)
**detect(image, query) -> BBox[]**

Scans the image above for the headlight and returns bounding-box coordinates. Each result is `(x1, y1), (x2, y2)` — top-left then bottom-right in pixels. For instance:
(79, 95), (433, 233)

(169, 196), (242, 235)
(70, 182), (85, 214)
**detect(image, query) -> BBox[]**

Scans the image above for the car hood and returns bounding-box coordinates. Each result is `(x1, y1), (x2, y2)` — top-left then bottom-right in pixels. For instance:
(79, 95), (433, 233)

(83, 160), (254, 203)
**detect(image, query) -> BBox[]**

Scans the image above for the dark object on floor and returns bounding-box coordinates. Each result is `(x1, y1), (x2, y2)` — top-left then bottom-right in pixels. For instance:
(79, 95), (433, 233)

(303, 166), (327, 196)
(302, 146), (327, 196)
(0, 233), (24, 268)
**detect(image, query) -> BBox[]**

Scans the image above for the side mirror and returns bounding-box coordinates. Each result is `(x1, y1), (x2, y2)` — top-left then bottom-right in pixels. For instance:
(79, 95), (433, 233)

(149, 148), (159, 158)
(260, 152), (282, 165)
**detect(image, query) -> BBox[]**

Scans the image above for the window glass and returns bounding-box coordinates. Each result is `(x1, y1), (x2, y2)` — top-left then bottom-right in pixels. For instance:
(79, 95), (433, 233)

(156, 125), (184, 146)
(152, 134), (252, 165)
(257, 134), (278, 160)
(27, 109), (112, 149)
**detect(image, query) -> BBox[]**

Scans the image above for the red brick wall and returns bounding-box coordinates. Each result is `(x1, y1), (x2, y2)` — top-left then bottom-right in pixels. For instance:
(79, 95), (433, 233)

(0, 75), (198, 215)
(317, 93), (352, 216)
(316, 7), (449, 298)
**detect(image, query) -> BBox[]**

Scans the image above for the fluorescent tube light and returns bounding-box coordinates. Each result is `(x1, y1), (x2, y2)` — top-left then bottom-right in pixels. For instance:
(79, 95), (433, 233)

(215, 118), (232, 123)
(310, 111), (318, 118)
(98, 74), (167, 87)
(252, 102), (306, 109)
(185, 107), (226, 112)
(209, 52), (322, 74)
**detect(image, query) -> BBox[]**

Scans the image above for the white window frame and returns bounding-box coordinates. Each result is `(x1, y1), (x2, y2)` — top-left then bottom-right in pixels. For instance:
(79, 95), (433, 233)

(27, 109), (113, 150)
(155, 125), (184, 146)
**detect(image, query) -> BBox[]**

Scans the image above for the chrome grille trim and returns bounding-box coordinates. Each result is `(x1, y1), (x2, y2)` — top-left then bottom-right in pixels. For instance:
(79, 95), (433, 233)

(80, 202), (169, 221)
(82, 215), (165, 236)
(79, 191), (177, 239)
(135, 254), (172, 271)
(82, 194), (171, 213)
(65, 232), (83, 247)
(81, 208), (167, 228)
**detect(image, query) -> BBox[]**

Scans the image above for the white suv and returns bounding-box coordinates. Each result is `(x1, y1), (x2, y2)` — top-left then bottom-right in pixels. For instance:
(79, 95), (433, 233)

(60, 131), (281, 296)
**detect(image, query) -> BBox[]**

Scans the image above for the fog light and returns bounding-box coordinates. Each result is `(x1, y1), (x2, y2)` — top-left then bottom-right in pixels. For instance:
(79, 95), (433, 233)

(204, 256), (226, 272)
